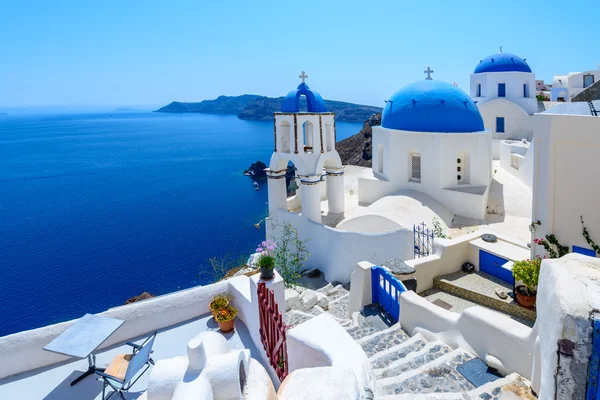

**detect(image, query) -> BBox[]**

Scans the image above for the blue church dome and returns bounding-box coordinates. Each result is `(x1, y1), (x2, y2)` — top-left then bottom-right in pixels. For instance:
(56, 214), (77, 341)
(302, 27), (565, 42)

(474, 53), (532, 73)
(281, 83), (328, 113)
(381, 80), (484, 133)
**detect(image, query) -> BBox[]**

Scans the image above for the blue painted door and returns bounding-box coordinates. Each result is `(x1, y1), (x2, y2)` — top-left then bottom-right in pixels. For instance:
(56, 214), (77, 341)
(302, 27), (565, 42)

(372, 267), (406, 322)
(498, 83), (506, 97)
(479, 250), (511, 284)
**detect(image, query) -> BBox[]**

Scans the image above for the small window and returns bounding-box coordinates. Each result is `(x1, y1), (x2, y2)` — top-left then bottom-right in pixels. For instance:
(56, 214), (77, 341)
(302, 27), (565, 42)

(410, 154), (421, 182)
(377, 144), (384, 174)
(476, 83), (481, 97)
(496, 117), (505, 133)
(584, 75), (595, 88)
(523, 83), (528, 98)
(498, 83), (506, 97)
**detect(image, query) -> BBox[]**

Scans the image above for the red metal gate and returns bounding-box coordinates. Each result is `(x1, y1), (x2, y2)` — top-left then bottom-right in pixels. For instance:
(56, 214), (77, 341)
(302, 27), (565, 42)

(257, 282), (289, 381)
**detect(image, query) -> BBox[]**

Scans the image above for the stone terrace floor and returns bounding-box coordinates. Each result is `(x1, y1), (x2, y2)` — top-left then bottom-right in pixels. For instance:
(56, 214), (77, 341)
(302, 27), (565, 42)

(0, 315), (259, 400)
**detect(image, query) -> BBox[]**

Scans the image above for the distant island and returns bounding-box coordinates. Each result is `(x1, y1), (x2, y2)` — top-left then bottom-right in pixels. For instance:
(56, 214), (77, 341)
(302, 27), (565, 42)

(155, 95), (382, 123)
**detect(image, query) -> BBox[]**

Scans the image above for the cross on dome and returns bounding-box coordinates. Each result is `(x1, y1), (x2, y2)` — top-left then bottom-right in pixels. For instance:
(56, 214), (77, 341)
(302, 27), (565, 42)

(299, 71), (308, 84)
(424, 67), (434, 80)
(500, 46), (503, 53)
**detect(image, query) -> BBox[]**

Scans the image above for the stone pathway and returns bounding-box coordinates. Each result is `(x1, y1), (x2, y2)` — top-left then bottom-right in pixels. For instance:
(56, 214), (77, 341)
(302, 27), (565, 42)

(284, 283), (536, 399)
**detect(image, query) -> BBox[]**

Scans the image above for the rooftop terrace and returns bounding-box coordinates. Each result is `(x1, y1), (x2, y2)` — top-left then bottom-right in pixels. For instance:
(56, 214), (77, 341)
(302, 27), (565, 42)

(0, 314), (258, 399)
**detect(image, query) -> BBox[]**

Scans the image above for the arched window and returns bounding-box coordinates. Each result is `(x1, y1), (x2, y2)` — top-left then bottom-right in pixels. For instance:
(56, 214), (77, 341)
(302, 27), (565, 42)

(377, 144), (384, 174)
(302, 121), (314, 153)
(325, 124), (333, 152)
(498, 83), (506, 97)
(476, 83), (482, 97)
(523, 82), (529, 98)
(279, 121), (291, 153)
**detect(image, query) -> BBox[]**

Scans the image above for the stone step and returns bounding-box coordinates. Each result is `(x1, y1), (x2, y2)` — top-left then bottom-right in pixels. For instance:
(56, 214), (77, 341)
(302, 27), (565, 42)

(369, 334), (429, 370)
(285, 310), (314, 327)
(327, 294), (350, 320)
(379, 373), (535, 399)
(323, 285), (350, 302)
(376, 349), (476, 396)
(374, 340), (453, 379)
(357, 325), (410, 358)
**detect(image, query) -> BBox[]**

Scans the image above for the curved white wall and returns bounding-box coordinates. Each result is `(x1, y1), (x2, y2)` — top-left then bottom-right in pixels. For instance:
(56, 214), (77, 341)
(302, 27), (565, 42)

(499, 140), (533, 189)
(478, 99), (533, 141)
(267, 209), (413, 284)
(336, 214), (402, 233)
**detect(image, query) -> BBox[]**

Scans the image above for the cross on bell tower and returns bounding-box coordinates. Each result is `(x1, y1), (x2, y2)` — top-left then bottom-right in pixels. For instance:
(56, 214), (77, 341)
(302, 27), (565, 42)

(299, 71), (308, 84)
(424, 67), (434, 80)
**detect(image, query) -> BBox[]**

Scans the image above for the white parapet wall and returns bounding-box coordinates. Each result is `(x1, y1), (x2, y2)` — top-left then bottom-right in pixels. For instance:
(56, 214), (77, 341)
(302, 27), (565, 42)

(267, 209), (413, 284)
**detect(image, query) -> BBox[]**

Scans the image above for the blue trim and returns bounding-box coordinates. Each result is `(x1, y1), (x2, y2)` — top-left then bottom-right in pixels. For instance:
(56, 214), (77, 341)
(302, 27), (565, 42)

(574, 246), (597, 257)
(587, 316), (600, 400)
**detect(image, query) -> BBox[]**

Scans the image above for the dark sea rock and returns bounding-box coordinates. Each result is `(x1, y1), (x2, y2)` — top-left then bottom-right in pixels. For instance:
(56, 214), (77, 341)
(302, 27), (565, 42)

(336, 113), (381, 167)
(125, 291), (155, 304)
(155, 95), (381, 123)
(244, 161), (268, 179)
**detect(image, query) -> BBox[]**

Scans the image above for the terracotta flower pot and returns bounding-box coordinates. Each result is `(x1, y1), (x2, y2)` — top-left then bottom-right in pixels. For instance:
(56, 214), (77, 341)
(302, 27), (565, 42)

(515, 285), (536, 308)
(209, 299), (229, 314)
(217, 318), (235, 333)
(260, 267), (274, 280)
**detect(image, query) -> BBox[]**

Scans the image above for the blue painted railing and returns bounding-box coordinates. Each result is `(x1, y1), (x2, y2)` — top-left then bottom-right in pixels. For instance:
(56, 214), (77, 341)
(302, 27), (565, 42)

(587, 316), (600, 399)
(371, 266), (407, 323)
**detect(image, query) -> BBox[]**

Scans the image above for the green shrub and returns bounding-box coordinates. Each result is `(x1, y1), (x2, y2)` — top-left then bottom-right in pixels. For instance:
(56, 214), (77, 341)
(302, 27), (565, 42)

(512, 259), (541, 294)
(257, 253), (275, 269)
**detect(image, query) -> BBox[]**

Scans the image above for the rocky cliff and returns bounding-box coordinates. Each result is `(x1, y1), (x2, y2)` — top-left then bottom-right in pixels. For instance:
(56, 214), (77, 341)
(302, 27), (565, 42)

(156, 95), (381, 123)
(156, 94), (264, 115)
(336, 113), (381, 167)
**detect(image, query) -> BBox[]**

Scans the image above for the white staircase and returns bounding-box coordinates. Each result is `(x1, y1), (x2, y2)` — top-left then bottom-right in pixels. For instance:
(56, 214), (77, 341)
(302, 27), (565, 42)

(284, 284), (536, 399)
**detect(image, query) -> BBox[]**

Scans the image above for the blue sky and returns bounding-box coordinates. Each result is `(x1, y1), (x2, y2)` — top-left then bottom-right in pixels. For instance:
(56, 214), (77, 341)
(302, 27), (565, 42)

(1, 0), (598, 109)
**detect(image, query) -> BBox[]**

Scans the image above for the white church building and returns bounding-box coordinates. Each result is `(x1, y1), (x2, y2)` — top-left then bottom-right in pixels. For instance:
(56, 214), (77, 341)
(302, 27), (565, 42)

(470, 52), (537, 159)
(366, 78), (493, 220)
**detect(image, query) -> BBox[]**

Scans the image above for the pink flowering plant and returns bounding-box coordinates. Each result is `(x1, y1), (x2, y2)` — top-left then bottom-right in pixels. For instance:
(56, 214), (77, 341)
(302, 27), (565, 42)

(256, 239), (276, 270)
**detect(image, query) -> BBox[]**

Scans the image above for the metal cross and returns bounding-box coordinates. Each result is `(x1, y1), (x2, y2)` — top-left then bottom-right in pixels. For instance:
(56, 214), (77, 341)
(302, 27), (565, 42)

(299, 71), (308, 83)
(424, 67), (434, 80)
(500, 46), (503, 53)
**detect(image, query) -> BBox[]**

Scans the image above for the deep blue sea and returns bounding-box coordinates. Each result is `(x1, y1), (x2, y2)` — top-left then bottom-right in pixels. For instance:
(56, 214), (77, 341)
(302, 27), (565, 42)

(0, 112), (361, 336)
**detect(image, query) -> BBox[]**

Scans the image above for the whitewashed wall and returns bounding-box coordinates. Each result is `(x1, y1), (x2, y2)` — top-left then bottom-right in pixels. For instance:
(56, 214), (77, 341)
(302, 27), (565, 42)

(532, 113), (600, 257)
(365, 126), (492, 220)
(478, 99), (534, 141)
(267, 209), (413, 284)
(471, 71), (537, 115)
(499, 139), (534, 189)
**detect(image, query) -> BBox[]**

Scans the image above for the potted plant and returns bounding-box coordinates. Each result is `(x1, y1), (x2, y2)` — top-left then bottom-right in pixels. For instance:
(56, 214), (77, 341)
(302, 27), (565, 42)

(214, 305), (238, 332)
(209, 292), (230, 314)
(512, 258), (541, 308)
(256, 240), (276, 280)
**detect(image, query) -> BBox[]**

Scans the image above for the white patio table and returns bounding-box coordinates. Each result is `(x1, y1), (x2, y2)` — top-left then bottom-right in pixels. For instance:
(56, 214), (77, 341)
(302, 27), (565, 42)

(43, 313), (124, 386)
